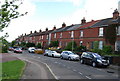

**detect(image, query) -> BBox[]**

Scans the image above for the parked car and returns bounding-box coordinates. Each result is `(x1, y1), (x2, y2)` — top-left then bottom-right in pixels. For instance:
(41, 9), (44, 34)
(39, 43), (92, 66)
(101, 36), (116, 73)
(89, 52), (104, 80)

(48, 51), (61, 57)
(14, 48), (23, 53)
(80, 52), (110, 67)
(8, 47), (14, 51)
(28, 47), (36, 53)
(34, 49), (44, 54)
(60, 51), (80, 61)
(43, 49), (50, 56)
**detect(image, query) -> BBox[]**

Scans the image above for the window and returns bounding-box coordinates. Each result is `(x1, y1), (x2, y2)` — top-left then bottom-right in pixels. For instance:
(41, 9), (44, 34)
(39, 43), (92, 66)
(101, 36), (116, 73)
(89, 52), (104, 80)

(116, 26), (120, 35)
(46, 35), (48, 39)
(54, 33), (56, 38)
(80, 31), (83, 37)
(80, 41), (83, 46)
(99, 41), (103, 50)
(59, 41), (62, 47)
(99, 28), (103, 36)
(71, 31), (74, 38)
(60, 33), (62, 38)
(42, 35), (43, 39)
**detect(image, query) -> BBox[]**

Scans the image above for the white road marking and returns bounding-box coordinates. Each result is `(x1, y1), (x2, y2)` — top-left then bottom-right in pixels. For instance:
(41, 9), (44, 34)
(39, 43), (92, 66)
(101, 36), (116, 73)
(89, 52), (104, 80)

(73, 69), (77, 72)
(67, 67), (70, 69)
(85, 76), (91, 79)
(78, 72), (83, 75)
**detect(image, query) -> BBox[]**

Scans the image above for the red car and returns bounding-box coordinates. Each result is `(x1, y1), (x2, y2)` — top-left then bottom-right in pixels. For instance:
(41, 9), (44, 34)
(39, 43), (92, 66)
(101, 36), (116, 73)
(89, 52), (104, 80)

(14, 48), (23, 53)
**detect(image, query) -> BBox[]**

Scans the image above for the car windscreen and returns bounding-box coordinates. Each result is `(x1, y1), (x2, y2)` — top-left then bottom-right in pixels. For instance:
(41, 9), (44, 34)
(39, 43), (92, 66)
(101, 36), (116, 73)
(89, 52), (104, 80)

(92, 53), (101, 58)
(52, 51), (57, 53)
(16, 48), (21, 50)
(68, 52), (75, 55)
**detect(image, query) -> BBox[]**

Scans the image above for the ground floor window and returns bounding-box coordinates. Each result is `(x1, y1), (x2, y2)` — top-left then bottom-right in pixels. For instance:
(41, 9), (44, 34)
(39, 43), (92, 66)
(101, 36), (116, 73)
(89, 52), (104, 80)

(80, 41), (83, 46)
(115, 41), (120, 51)
(99, 41), (103, 50)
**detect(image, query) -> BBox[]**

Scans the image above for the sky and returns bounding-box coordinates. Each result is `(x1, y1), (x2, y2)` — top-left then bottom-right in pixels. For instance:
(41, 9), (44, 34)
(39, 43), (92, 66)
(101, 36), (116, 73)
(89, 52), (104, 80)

(0, 0), (120, 42)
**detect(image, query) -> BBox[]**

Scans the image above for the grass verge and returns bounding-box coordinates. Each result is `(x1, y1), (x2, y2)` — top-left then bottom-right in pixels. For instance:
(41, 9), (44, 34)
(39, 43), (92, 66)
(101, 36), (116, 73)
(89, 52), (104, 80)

(1, 60), (25, 80)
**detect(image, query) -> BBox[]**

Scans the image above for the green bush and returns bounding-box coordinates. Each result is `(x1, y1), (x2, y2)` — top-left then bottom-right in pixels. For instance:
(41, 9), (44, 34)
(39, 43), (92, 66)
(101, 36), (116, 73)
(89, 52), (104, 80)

(65, 41), (77, 51)
(75, 45), (86, 52)
(49, 41), (59, 47)
(26, 42), (35, 47)
(91, 49), (102, 55)
(36, 43), (42, 48)
(102, 45), (113, 55)
(2, 46), (8, 53)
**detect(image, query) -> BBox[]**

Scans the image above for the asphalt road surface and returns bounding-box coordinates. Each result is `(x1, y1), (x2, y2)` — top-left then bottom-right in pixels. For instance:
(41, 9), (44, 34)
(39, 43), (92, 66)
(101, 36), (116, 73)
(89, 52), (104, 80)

(10, 50), (119, 80)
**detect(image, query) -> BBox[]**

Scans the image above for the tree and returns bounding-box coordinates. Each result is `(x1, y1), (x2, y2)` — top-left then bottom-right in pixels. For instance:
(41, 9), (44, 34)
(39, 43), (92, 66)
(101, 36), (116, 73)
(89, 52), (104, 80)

(0, 0), (27, 33)
(10, 40), (17, 47)
(26, 42), (35, 48)
(0, 38), (9, 53)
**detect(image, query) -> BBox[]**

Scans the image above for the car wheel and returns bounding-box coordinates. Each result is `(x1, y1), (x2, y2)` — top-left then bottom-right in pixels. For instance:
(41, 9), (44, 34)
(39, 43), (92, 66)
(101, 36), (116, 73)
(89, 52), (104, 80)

(52, 54), (54, 57)
(68, 57), (71, 61)
(80, 59), (84, 64)
(60, 56), (63, 59)
(92, 62), (96, 67)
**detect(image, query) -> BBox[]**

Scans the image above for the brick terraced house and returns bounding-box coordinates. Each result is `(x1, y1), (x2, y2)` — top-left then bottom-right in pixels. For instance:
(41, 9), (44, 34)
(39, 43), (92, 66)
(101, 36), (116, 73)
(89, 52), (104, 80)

(16, 10), (120, 51)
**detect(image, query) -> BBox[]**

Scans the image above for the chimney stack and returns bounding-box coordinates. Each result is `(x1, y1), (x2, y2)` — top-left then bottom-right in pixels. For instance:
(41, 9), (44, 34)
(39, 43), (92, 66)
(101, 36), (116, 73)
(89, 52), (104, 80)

(39, 29), (42, 32)
(53, 25), (56, 30)
(81, 17), (86, 24)
(34, 30), (37, 33)
(62, 22), (66, 28)
(46, 28), (48, 31)
(113, 9), (119, 19)
(30, 31), (32, 34)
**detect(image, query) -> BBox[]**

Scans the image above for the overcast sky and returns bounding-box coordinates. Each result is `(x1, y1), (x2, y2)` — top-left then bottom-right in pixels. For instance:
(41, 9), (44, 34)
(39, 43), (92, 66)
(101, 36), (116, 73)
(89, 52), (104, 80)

(0, 0), (119, 42)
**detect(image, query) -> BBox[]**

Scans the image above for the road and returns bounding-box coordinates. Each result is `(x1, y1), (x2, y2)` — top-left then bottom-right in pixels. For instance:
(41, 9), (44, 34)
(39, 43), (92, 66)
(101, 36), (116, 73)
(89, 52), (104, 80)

(10, 50), (119, 80)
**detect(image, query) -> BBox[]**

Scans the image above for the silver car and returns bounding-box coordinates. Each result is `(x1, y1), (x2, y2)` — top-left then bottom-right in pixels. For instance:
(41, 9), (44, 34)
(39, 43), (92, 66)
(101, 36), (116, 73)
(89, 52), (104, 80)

(48, 51), (61, 57)
(60, 51), (80, 61)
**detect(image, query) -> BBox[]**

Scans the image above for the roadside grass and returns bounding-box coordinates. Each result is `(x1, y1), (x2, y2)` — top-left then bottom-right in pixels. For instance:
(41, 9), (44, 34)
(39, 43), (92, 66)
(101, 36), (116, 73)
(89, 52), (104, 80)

(1, 60), (25, 80)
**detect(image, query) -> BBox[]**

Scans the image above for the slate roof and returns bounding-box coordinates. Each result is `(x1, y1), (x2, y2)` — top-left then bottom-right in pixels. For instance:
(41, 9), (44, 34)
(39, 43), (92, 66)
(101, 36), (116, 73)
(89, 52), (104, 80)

(52, 25), (72, 33)
(66, 24), (81, 31)
(77, 20), (100, 29)
(91, 17), (120, 28)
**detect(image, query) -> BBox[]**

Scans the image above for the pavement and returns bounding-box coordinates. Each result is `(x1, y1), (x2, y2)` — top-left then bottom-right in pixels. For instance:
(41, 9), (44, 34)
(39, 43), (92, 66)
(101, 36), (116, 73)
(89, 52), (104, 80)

(1, 53), (55, 79)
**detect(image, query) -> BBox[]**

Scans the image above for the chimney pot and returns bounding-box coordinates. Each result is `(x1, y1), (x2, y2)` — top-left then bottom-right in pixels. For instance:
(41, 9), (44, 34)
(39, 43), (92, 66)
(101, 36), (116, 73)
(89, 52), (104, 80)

(62, 22), (66, 28)
(81, 17), (86, 24)
(113, 9), (119, 19)
(46, 28), (48, 31)
(39, 29), (42, 32)
(53, 25), (56, 30)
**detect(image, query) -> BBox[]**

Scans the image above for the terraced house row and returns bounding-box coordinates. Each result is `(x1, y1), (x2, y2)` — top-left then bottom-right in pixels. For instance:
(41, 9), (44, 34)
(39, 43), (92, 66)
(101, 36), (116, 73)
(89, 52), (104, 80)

(16, 10), (120, 51)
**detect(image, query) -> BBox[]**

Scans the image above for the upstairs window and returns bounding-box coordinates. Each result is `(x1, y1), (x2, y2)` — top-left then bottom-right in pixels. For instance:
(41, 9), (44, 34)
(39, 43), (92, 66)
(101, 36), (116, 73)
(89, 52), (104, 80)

(42, 35), (43, 39)
(46, 35), (48, 39)
(71, 31), (74, 38)
(80, 31), (83, 37)
(99, 28), (103, 36)
(60, 33), (62, 38)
